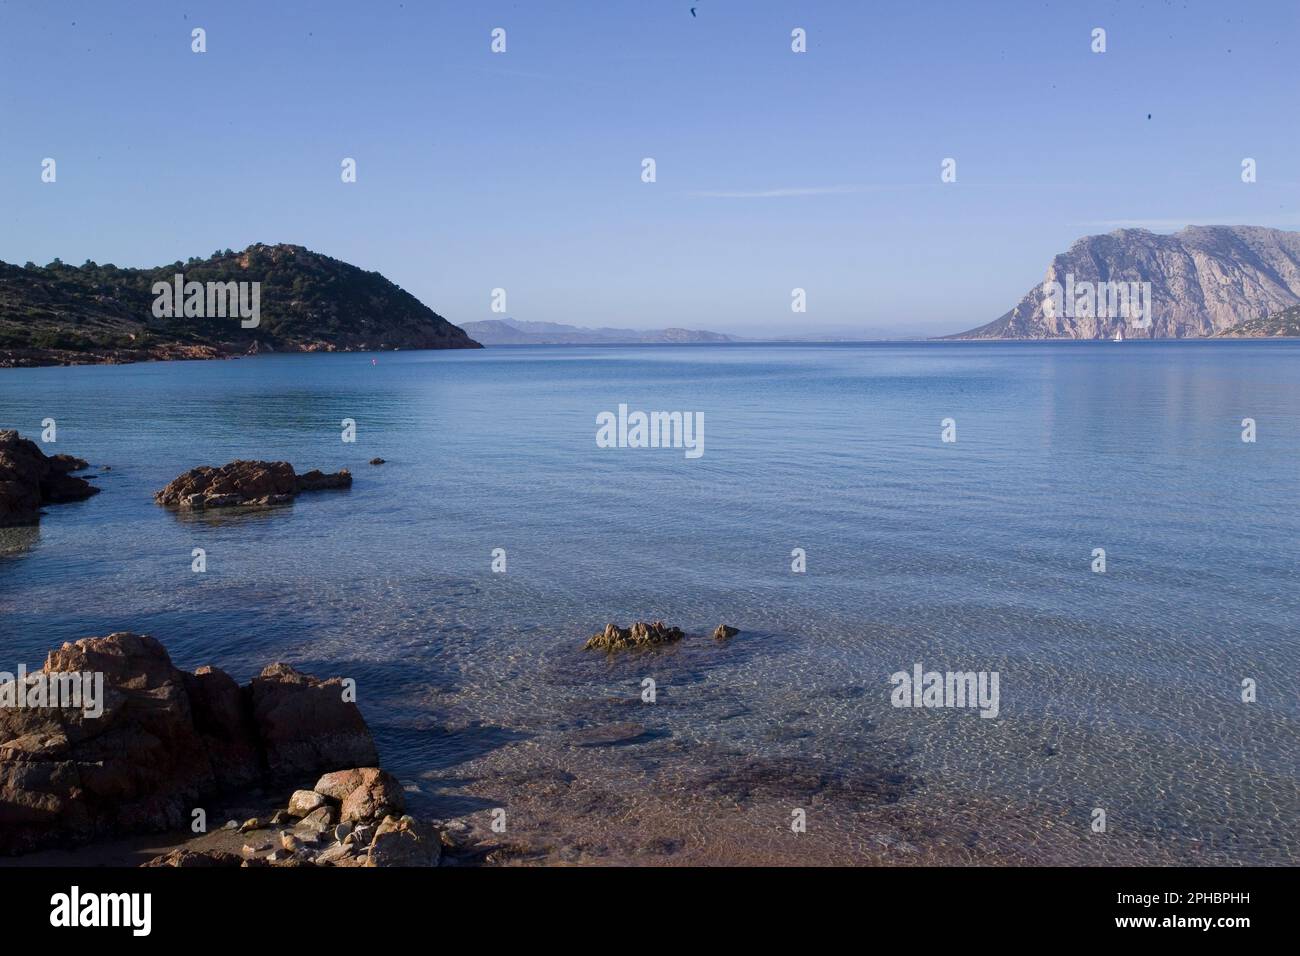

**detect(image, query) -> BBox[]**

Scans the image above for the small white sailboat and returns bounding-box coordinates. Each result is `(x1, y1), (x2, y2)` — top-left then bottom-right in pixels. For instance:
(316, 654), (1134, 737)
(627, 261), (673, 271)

(1113, 326), (1125, 342)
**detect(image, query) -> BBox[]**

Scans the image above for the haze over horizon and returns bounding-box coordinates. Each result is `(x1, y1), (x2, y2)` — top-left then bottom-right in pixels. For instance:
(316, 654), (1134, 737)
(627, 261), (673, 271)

(2, 0), (1297, 338)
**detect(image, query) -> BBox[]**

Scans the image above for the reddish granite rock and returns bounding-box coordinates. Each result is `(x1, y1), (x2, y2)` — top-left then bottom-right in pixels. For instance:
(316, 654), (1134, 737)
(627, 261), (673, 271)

(0, 430), (99, 527)
(0, 633), (215, 854)
(183, 666), (262, 790)
(339, 768), (405, 824)
(153, 459), (351, 509)
(0, 632), (381, 856)
(313, 768), (365, 802)
(249, 664), (378, 778)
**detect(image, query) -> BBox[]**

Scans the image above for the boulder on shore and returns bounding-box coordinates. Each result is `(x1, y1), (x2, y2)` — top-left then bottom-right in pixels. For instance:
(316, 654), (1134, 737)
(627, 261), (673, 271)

(153, 459), (351, 509)
(335, 767), (405, 823)
(583, 621), (685, 652)
(142, 770), (438, 869)
(0, 430), (99, 527)
(0, 632), (378, 856)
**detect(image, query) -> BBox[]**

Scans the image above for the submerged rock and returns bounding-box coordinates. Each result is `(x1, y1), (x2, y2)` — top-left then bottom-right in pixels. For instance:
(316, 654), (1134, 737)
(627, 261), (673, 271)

(153, 459), (351, 509)
(583, 621), (685, 652)
(0, 430), (99, 527)
(569, 722), (651, 747)
(713, 624), (740, 641)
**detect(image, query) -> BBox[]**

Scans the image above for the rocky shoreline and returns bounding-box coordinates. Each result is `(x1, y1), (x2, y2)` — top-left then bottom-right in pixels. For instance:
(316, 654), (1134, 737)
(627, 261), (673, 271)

(0, 339), (481, 370)
(0, 632), (469, 866)
(0, 430), (100, 527)
(1, 620), (753, 867)
(0, 343), (226, 369)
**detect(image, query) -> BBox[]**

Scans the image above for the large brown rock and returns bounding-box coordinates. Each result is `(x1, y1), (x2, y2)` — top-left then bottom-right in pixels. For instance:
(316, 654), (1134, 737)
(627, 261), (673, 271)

(183, 666), (262, 790)
(0, 633), (215, 854)
(365, 815), (440, 867)
(338, 768), (405, 823)
(153, 460), (351, 509)
(0, 430), (98, 527)
(0, 633), (381, 856)
(313, 768), (365, 801)
(249, 664), (378, 778)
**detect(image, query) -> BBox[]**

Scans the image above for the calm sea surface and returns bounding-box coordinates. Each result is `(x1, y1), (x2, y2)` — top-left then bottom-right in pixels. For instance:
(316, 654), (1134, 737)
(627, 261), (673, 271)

(2, 342), (1297, 864)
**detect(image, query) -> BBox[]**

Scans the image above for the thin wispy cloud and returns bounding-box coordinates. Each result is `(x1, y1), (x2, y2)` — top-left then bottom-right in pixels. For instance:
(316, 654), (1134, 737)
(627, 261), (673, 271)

(686, 185), (876, 199)
(689, 182), (1084, 199)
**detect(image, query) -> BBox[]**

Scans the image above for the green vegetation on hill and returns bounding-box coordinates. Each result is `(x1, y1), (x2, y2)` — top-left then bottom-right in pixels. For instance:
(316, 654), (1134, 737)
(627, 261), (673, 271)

(1214, 304), (1300, 338)
(0, 243), (479, 365)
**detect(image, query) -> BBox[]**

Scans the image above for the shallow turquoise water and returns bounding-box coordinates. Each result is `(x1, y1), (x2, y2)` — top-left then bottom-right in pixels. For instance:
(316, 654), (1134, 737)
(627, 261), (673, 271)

(1, 342), (1297, 863)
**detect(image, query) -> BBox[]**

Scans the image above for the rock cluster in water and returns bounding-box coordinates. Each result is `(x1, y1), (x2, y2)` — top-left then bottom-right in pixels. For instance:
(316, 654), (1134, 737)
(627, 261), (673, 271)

(0, 632), (378, 855)
(0, 430), (99, 527)
(153, 459), (351, 509)
(584, 621), (686, 652)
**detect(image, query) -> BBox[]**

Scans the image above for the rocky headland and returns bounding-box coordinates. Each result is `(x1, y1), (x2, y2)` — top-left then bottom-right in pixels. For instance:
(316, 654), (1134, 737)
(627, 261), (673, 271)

(0, 430), (99, 527)
(0, 243), (481, 368)
(951, 225), (1300, 339)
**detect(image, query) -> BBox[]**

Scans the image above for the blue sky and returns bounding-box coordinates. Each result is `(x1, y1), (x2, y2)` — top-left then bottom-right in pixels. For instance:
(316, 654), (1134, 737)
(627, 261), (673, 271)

(1, 0), (1297, 337)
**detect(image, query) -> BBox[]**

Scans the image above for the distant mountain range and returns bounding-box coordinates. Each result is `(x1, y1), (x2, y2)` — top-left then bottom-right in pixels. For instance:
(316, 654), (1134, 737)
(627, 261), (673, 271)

(0, 243), (479, 367)
(459, 318), (736, 346)
(951, 226), (1300, 339)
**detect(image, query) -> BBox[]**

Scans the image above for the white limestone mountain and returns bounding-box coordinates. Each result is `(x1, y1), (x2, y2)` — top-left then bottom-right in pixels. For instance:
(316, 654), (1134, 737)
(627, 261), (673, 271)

(951, 226), (1300, 339)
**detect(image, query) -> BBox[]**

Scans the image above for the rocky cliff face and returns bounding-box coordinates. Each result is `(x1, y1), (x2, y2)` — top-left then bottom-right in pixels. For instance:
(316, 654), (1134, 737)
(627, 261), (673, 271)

(952, 226), (1300, 339)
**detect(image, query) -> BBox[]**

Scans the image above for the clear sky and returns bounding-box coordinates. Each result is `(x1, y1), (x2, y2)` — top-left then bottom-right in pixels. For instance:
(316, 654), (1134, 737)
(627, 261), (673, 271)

(2, 0), (1297, 337)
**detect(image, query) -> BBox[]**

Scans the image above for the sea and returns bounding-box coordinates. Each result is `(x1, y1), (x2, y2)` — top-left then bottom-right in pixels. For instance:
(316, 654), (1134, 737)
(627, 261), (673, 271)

(2, 341), (1296, 865)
